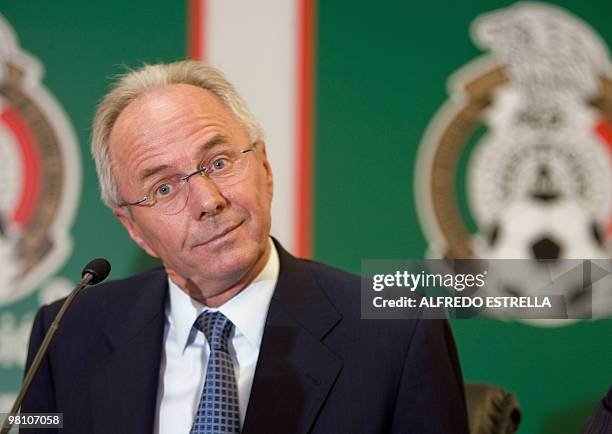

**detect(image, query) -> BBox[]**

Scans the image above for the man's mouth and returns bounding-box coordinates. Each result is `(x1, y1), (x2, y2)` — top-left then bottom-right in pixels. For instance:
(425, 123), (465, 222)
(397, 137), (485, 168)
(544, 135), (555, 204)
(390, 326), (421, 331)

(195, 221), (243, 247)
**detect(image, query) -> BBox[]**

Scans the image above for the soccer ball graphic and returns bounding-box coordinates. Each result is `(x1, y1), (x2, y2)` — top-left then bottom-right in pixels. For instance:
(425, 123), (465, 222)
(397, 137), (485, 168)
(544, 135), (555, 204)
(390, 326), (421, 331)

(475, 197), (609, 262)
(472, 192), (612, 320)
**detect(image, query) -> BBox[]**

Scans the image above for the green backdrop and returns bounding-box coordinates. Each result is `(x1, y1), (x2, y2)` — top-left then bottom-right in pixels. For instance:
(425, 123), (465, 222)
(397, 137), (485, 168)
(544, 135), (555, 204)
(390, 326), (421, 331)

(0, 1), (610, 433)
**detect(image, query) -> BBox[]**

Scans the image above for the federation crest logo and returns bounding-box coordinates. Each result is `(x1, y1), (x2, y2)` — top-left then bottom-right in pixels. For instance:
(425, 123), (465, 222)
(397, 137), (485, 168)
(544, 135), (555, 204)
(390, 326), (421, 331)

(0, 14), (79, 305)
(415, 2), (612, 324)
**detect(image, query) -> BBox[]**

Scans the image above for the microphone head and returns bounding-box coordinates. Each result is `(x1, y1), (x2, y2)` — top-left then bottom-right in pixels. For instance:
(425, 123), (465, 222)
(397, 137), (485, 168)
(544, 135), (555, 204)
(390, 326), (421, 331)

(81, 258), (111, 285)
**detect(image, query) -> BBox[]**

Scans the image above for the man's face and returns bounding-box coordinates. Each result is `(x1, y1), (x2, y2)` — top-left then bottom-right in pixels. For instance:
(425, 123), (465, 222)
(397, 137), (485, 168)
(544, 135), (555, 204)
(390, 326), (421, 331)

(109, 84), (273, 295)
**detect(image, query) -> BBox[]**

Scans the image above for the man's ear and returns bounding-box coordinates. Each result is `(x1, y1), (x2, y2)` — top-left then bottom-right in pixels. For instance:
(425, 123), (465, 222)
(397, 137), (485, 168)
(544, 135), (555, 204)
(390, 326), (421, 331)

(256, 141), (274, 200)
(113, 207), (159, 258)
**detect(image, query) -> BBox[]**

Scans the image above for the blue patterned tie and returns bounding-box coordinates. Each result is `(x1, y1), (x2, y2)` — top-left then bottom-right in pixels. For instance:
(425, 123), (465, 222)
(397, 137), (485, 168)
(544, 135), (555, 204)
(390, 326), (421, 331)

(190, 311), (241, 434)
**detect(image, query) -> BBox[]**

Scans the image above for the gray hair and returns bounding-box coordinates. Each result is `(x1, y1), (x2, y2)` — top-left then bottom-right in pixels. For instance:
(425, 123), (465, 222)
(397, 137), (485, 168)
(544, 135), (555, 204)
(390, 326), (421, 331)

(91, 60), (264, 208)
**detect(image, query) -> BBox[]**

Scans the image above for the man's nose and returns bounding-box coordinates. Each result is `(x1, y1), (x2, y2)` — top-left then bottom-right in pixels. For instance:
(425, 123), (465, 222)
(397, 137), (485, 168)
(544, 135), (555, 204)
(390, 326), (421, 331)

(186, 175), (227, 218)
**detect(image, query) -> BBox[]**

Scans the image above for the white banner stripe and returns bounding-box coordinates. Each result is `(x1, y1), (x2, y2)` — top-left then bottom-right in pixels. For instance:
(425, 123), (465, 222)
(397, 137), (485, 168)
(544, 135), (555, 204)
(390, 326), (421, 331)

(202, 0), (299, 253)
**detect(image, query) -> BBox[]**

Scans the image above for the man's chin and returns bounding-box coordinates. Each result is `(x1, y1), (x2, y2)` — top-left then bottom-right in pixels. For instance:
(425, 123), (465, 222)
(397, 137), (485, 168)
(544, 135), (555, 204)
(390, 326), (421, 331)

(190, 245), (263, 285)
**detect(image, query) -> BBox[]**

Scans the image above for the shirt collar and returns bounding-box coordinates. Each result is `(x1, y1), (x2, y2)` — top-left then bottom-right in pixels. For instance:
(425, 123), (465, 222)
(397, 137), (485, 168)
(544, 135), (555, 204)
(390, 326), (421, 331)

(166, 238), (279, 352)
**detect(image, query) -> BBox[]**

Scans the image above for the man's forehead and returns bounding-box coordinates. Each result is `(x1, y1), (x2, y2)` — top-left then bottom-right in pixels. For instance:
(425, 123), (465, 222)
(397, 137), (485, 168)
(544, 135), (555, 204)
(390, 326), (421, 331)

(114, 83), (231, 129)
(108, 84), (245, 156)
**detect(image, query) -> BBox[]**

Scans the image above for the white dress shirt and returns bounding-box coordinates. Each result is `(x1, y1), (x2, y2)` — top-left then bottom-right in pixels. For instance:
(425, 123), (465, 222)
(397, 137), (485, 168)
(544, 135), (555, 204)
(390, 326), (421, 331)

(154, 239), (279, 434)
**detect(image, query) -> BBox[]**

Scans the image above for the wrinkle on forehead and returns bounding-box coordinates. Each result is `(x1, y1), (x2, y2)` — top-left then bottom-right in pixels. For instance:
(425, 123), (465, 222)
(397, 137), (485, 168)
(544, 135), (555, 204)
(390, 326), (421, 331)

(108, 84), (250, 190)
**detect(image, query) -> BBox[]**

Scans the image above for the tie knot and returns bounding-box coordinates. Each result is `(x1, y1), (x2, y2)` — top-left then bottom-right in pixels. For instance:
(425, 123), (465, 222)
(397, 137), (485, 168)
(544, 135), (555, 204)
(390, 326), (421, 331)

(194, 311), (233, 352)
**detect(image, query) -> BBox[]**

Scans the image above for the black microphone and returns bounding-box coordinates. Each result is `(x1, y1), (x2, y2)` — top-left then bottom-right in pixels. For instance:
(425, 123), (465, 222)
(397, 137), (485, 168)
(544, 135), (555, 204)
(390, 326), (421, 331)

(82, 258), (111, 285)
(0, 258), (111, 434)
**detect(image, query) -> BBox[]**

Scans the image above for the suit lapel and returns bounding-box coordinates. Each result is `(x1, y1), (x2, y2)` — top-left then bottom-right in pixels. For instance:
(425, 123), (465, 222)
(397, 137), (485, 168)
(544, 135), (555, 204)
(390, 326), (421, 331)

(242, 242), (343, 434)
(90, 270), (168, 434)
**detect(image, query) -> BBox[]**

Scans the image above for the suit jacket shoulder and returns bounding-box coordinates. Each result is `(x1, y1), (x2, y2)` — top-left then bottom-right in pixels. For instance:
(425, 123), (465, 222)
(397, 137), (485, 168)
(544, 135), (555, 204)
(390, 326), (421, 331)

(21, 267), (168, 434)
(242, 242), (469, 434)
(582, 386), (612, 433)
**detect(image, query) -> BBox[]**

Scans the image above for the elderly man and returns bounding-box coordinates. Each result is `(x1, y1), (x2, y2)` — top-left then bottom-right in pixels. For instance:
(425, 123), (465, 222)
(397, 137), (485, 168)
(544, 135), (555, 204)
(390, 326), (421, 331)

(22, 60), (469, 434)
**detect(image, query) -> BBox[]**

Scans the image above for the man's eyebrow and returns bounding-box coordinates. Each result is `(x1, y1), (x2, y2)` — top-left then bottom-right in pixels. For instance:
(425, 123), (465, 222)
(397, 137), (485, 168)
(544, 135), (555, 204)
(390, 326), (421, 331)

(138, 135), (231, 183)
(198, 135), (230, 156)
(139, 164), (172, 184)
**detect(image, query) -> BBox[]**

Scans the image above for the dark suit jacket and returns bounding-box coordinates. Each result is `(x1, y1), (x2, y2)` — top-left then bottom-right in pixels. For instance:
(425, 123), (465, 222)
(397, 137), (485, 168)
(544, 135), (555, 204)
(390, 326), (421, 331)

(21, 241), (469, 433)
(582, 386), (612, 434)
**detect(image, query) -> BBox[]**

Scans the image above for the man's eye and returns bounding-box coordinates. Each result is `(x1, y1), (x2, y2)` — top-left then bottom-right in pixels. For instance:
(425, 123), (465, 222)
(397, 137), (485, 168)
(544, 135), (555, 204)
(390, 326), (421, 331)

(155, 183), (174, 197)
(211, 157), (230, 171)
